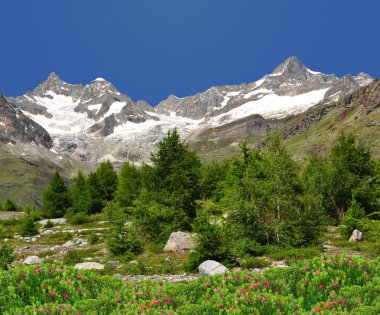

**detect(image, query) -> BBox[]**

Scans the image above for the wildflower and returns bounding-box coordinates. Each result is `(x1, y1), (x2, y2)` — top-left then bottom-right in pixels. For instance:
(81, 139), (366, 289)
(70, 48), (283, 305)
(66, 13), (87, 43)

(126, 302), (131, 307)
(314, 306), (321, 312)
(228, 307), (234, 313)
(361, 263), (367, 269)
(218, 303), (223, 308)
(63, 293), (69, 299)
(67, 278), (72, 284)
(263, 280), (270, 288)
(315, 269), (320, 275)
(77, 274), (83, 280)
(339, 299), (345, 307)
(304, 265), (310, 270)
(239, 288), (246, 294)
(326, 301), (336, 308)
(216, 286), (221, 292)
(119, 309), (125, 313)
(20, 272), (25, 278)
(318, 284), (324, 290)
(164, 297), (171, 304)
(50, 290), (56, 296)
(116, 297), (122, 303)
(331, 281), (339, 288)
(205, 282), (211, 287)
(140, 305), (147, 311)
(152, 299), (160, 305)
(252, 282), (259, 289)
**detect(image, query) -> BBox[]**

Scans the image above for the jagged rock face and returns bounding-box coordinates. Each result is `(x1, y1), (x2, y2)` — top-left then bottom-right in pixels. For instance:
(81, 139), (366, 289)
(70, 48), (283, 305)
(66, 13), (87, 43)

(0, 95), (52, 148)
(156, 57), (371, 124)
(1, 57), (374, 163)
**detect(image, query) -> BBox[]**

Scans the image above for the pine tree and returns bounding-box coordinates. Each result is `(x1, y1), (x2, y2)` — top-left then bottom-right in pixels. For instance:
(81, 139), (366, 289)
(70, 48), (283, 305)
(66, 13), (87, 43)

(41, 172), (70, 218)
(115, 162), (141, 209)
(150, 129), (201, 220)
(69, 170), (92, 214)
(95, 160), (118, 202)
(86, 172), (104, 214)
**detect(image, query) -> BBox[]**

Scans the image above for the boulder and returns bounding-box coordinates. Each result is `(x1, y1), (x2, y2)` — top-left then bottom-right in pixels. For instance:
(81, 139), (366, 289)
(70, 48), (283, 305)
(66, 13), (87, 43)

(349, 229), (362, 242)
(40, 229), (53, 236)
(38, 218), (67, 226)
(63, 240), (75, 249)
(74, 262), (104, 270)
(163, 231), (196, 252)
(198, 260), (228, 276)
(24, 256), (42, 265)
(50, 245), (61, 251)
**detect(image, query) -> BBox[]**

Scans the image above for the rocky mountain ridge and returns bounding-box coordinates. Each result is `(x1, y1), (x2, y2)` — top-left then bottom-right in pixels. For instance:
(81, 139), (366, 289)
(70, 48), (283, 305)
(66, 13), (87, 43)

(2, 57), (374, 163)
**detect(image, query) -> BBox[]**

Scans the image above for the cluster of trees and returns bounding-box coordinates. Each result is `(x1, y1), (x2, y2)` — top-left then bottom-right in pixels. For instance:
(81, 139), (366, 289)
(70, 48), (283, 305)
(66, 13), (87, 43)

(39, 129), (380, 266)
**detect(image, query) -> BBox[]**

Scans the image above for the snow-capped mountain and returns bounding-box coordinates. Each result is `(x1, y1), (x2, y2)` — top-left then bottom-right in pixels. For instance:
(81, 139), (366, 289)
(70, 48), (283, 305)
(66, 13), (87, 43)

(4, 56), (373, 163)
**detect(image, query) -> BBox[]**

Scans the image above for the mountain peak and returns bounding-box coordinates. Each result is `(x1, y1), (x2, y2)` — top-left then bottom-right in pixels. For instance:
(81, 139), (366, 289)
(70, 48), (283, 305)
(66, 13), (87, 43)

(271, 56), (306, 76)
(46, 72), (62, 82)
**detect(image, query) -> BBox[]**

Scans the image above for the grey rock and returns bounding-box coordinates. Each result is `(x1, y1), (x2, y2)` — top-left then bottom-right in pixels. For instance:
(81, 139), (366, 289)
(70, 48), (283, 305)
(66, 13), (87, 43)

(163, 231), (196, 252)
(40, 230), (53, 236)
(24, 256), (42, 265)
(74, 262), (104, 270)
(0, 95), (52, 148)
(50, 245), (61, 251)
(107, 260), (120, 265)
(113, 273), (124, 278)
(349, 229), (363, 242)
(38, 218), (67, 226)
(62, 240), (75, 249)
(198, 260), (228, 276)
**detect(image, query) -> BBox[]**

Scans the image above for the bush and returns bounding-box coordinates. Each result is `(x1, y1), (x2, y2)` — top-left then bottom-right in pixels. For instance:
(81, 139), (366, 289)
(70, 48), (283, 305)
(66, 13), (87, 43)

(185, 212), (228, 271)
(19, 216), (39, 237)
(239, 256), (270, 269)
(88, 233), (100, 245)
(339, 199), (367, 238)
(67, 212), (91, 225)
(106, 226), (142, 258)
(0, 242), (14, 270)
(45, 219), (54, 228)
(2, 198), (20, 212)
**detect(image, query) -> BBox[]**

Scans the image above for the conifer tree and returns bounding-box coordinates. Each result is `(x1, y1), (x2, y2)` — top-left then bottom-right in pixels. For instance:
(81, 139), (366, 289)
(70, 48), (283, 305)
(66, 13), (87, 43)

(115, 162), (141, 209)
(95, 160), (118, 202)
(69, 170), (92, 214)
(41, 172), (70, 218)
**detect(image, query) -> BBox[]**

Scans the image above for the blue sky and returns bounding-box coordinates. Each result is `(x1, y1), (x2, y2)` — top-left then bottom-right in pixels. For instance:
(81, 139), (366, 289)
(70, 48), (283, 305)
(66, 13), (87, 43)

(0, 0), (379, 105)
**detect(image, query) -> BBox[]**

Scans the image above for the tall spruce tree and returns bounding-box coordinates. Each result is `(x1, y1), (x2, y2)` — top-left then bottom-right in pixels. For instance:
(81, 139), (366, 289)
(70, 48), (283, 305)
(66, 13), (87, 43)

(115, 162), (141, 209)
(41, 172), (70, 218)
(150, 129), (201, 220)
(69, 170), (92, 214)
(95, 160), (118, 202)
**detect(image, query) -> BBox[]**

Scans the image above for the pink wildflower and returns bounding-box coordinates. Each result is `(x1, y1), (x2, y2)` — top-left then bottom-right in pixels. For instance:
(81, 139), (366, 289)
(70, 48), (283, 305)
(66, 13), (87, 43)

(67, 278), (72, 284)
(339, 299), (345, 307)
(315, 269), (320, 275)
(63, 293), (69, 299)
(205, 282), (211, 287)
(218, 303), (223, 308)
(152, 299), (160, 305)
(239, 288), (246, 294)
(164, 297), (171, 304)
(331, 281), (339, 288)
(326, 301), (336, 308)
(216, 286), (221, 292)
(228, 307), (234, 313)
(126, 302), (131, 307)
(116, 297), (122, 303)
(318, 284), (324, 290)
(77, 274), (83, 280)
(263, 280), (270, 288)
(252, 282), (259, 289)
(50, 290), (56, 296)
(304, 265), (310, 270)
